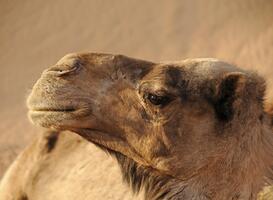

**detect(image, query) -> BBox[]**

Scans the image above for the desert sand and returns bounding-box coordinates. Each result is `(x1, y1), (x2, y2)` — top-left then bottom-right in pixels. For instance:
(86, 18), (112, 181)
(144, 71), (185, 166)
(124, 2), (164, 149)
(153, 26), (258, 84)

(0, 0), (273, 199)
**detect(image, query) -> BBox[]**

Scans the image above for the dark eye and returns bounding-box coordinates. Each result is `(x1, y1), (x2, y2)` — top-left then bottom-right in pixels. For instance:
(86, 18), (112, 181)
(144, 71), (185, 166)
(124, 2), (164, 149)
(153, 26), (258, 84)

(146, 93), (171, 106)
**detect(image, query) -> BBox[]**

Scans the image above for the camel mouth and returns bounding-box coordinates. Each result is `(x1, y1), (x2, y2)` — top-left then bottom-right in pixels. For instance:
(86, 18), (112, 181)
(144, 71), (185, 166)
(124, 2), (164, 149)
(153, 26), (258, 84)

(29, 107), (77, 113)
(28, 104), (93, 130)
(28, 106), (91, 118)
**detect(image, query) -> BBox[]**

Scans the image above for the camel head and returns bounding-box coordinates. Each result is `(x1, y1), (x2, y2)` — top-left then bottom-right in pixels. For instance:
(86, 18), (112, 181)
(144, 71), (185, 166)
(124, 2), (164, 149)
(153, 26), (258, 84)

(27, 53), (272, 198)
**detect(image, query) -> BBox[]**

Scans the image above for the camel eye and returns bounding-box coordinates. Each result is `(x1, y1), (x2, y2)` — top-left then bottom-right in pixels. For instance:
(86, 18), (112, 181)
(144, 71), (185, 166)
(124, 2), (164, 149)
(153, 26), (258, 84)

(146, 93), (170, 106)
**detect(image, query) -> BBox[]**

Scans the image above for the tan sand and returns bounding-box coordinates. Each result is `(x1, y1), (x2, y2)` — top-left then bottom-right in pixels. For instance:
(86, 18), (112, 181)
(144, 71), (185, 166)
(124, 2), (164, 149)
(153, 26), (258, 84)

(0, 0), (272, 199)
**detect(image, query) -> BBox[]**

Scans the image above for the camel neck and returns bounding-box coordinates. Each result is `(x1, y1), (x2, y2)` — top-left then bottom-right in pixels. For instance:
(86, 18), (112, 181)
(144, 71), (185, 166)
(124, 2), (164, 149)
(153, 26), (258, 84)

(178, 123), (273, 200)
(105, 120), (273, 200)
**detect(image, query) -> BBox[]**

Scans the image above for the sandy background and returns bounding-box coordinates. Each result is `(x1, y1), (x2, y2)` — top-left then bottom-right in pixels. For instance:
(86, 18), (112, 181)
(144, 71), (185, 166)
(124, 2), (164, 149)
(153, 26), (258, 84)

(0, 0), (273, 198)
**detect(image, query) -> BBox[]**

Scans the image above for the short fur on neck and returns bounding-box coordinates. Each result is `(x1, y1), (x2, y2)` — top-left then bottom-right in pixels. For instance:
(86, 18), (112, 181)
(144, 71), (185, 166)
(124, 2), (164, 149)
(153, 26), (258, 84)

(92, 113), (273, 200)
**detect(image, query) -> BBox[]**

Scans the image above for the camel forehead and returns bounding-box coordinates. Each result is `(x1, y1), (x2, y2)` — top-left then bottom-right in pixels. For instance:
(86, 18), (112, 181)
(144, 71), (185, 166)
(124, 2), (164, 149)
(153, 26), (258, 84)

(139, 59), (245, 91)
(158, 58), (244, 77)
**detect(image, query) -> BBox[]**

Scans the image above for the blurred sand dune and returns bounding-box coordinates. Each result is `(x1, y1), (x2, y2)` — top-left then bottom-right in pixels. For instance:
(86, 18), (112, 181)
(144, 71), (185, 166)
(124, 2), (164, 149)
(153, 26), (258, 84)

(0, 0), (273, 199)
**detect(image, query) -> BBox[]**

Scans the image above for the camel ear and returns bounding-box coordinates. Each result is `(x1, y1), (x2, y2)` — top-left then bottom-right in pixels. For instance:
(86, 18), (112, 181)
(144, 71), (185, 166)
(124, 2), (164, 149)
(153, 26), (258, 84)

(214, 72), (247, 121)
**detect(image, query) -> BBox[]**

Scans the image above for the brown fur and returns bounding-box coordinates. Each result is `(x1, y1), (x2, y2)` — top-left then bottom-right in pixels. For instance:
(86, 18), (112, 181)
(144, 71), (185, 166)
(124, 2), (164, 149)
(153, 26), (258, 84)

(0, 53), (272, 199)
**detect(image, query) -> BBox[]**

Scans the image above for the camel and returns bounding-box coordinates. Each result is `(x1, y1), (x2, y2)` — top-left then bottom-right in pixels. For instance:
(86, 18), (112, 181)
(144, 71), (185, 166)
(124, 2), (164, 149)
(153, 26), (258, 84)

(1, 53), (273, 200)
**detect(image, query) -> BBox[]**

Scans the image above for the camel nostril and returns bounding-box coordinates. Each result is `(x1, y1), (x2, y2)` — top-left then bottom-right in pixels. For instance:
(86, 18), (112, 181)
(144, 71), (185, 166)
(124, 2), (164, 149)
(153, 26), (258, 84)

(45, 60), (82, 76)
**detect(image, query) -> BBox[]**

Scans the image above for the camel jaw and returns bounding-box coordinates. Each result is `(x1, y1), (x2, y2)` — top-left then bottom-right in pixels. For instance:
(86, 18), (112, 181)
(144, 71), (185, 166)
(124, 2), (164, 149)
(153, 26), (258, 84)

(73, 128), (151, 166)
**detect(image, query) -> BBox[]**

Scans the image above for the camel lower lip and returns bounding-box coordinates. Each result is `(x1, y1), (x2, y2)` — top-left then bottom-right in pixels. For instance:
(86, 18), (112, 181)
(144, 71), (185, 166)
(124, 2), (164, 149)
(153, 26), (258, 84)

(28, 109), (84, 129)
